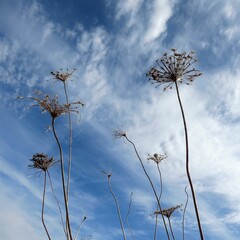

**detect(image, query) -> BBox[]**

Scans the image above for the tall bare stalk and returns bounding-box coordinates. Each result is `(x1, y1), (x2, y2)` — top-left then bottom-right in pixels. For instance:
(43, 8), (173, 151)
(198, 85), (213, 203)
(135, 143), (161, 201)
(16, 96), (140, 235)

(63, 81), (73, 201)
(174, 81), (204, 239)
(103, 171), (126, 240)
(52, 118), (73, 240)
(114, 131), (170, 240)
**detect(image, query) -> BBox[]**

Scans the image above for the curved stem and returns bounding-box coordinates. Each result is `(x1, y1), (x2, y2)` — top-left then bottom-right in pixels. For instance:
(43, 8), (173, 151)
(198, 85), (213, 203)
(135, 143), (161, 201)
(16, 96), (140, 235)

(126, 192), (134, 240)
(47, 170), (67, 237)
(125, 136), (170, 240)
(107, 175), (126, 240)
(52, 118), (73, 240)
(63, 81), (73, 202)
(42, 171), (51, 240)
(74, 216), (87, 240)
(168, 217), (176, 240)
(182, 186), (189, 240)
(174, 82), (204, 240)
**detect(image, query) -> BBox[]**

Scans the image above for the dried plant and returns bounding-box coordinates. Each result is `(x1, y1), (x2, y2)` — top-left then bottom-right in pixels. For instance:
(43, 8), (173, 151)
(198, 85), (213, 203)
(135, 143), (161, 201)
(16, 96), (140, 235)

(102, 170), (126, 240)
(29, 153), (58, 240)
(20, 75), (85, 240)
(50, 69), (78, 201)
(147, 49), (204, 240)
(155, 205), (181, 240)
(148, 153), (167, 240)
(114, 130), (171, 240)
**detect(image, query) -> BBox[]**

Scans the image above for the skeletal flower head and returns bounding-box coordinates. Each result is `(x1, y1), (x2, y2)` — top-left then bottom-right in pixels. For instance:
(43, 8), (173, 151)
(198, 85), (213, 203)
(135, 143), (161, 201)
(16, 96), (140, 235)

(50, 69), (76, 82)
(155, 205), (181, 218)
(20, 90), (85, 119)
(113, 129), (127, 139)
(147, 49), (202, 90)
(28, 153), (57, 171)
(147, 153), (167, 164)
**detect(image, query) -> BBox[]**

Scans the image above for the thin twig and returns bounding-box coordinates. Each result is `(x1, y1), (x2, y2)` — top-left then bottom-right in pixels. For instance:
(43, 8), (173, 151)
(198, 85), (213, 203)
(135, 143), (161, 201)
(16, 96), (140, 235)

(154, 163), (164, 240)
(124, 136), (170, 240)
(103, 171), (126, 240)
(182, 186), (189, 240)
(47, 170), (67, 237)
(167, 217), (176, 240)
(74, 216), (87, 240)
(41, 171), (51, 240)
(126, 192), (134, 240)
(174, 82), (204, 240)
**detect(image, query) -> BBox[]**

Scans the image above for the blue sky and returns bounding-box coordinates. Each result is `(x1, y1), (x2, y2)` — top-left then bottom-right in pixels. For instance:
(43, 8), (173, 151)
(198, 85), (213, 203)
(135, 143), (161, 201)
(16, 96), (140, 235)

(1, 0), (240, 239)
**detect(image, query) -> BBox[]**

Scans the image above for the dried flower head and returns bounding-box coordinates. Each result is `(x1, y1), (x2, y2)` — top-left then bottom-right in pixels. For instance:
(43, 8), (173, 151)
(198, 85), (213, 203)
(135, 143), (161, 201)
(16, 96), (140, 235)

(19, 90), (85, 119)
(147, 49), (202, 90)
(155, 205), (181, 218)
(28, 153), (58, 171)
(101, 170), (112, 178)
(113, 129), (127, 139)
(50, 68), (76, 82)
(147, 153), (167, 164)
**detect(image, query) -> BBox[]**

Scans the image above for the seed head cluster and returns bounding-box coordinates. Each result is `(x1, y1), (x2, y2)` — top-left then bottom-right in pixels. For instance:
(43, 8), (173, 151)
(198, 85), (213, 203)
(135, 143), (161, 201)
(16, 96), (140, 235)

(147, 49), (202, 90)
(29, 153), (57, 172)
(19, 90), (84, 119)
(50, 69), (76, 82)
(147, 153), (167, 164)
(155, 205), (181, 218)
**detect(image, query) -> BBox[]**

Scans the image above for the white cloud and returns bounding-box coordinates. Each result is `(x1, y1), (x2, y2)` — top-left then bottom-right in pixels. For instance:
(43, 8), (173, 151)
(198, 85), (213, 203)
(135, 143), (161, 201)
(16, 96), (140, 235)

(144, 0), (175, 43)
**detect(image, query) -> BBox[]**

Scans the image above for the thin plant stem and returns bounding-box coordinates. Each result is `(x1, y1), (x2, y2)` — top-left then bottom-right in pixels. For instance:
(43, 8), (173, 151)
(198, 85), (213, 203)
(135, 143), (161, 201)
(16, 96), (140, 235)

(74, 216), (87, 240)
(167, 217), (176, 240)
(153, 163), (164, 240)
(174, 82), (204, 240)
(153, 204), (159, 240)
(107, 174), (126, 240)
(63, 81), (73, 202)
(47, 170), (67, 237)
(182, 186), (189, 240)
(42, 171), (51, 240)
(124, 136), (170, 240)
(126, 192), (134, 240)
(52, 118), (73, 240)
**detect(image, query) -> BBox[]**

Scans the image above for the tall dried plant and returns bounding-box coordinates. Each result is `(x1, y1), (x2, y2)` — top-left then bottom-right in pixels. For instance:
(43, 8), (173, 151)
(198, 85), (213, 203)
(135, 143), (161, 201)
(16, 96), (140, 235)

(19, 71), (84, 240)
(147, 49), (204, 239)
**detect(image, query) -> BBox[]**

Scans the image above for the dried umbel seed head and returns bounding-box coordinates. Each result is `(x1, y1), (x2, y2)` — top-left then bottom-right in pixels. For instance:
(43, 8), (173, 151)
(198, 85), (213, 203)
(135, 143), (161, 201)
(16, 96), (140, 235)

(50, 68), (76, 82)
(20, 90), (85, 119)
(147, 153), (167, 164)
(147, 49), (202, 90)
(113, 129), (127, 139)
(101, 170), (112, 178)
(28, 153), (57, 171)
(154, 205), (181, 218)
